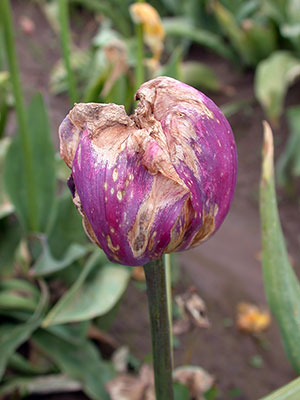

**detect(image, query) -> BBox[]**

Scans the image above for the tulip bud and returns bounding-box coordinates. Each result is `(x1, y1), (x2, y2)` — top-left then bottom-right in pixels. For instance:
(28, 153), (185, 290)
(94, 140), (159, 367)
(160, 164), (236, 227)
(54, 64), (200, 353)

(59, 77), (237, 266)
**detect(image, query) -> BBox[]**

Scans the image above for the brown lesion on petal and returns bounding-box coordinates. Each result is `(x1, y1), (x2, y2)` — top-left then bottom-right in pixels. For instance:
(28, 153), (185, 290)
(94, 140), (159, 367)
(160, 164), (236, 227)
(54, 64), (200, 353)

(82, 213), (102, 249)
(69, 178), (102, 249)
(165, 197), (193, 253)
(128, 175), (190, 258)
(190, 210), (216, 247)
(128, 205), (155, 258)
(133, 77), (214, 182)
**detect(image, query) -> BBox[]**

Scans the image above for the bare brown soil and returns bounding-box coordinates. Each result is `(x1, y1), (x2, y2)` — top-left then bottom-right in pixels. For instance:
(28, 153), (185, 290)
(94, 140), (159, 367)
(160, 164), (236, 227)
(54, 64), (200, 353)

(10, 1), (300, 399)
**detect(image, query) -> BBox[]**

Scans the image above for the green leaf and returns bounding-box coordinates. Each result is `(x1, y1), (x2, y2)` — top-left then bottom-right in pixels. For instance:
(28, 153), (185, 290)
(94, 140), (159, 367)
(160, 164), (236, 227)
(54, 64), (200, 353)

(0, 292), (37, 312)
(8, 352), (53, 375)
(32, 329), (114, 400)
(4, 93), (56, 233)
(163, 17), (237, 62)
(260, 121), (300, 373)
(213, 2), (276, 66)
(156, 46), (183, 80)
(31, 239), (88, 277)
(0, 279), (40, 312)
(0, 217), (22, 276)
(259, 377), (300, 400)
(277, 105), (300, 187)
(43, 251), (131, 326)
(255, 52), (300, 124)
(221, 99), (254, 118)
(174, 382), (190, 400)
(181, 61), (221, 92)
(47, 191), (88, 259)
(0, 138), (13, 219)
(0, 281), (48, 380)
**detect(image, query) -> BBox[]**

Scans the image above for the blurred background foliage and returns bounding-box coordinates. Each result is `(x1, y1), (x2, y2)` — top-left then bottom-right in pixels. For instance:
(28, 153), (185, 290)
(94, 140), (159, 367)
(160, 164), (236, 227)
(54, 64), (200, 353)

(0, 0), (300, 399)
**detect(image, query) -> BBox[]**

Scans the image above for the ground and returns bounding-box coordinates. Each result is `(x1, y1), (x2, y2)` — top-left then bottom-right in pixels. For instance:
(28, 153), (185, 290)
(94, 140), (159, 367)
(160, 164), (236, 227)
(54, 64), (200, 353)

(9, 1), (300, 399)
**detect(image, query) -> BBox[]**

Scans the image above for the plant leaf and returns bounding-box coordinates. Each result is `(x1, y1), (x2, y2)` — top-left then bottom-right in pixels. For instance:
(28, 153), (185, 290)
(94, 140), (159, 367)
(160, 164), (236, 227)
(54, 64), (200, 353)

(259, 376), (300, 400)
(0, 281), (48, 380)
(181, 61), (221, 92)
(43, 252), (131, 326)
(0, 217), (22, 276)
(0, 374), (82, 397)
(4, 93), (56, 233)
(32, 329), (114, 400)
(260, 121), (300, 373)
(163, 17), (237, 62)
(156, 46), (183, 80)
(31, 240), (88, 277)
(47, 191), (88, 259)
(8, 352), (53, 376)
(255, 52), (300, 124)
(213, 2), (276, 66)
(0, 138), (13, 219)
(277, 105), (300, 187)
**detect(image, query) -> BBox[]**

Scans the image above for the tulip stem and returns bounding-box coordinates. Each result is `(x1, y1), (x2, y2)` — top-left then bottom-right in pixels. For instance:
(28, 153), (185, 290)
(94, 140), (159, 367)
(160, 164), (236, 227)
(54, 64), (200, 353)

(144, 258), (174, 400)
(165, 254), (174, 367)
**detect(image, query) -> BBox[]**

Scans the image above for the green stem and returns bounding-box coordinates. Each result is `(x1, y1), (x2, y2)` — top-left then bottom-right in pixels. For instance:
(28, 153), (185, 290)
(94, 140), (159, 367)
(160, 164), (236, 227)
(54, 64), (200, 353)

(58, 0), (78, 105)
(135, 23), (144, 90)
(164, 254), (173, 367)
(1, 0), (38, 232)
(144, 258), (174, 400)
(135, 0), (145, 91)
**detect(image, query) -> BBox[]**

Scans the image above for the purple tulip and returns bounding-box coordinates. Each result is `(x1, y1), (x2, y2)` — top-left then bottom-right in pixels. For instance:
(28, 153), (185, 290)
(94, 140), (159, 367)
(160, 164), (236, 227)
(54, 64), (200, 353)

(59, 77), (237, 266)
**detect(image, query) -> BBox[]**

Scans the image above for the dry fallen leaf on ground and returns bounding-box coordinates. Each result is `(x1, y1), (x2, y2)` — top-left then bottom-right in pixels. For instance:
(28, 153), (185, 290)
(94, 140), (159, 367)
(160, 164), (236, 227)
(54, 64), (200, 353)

(174, 366), (214, 400)
(106, 364), (155, 400)
(174, 287), (210, 335)
(237, 302), (271, 334)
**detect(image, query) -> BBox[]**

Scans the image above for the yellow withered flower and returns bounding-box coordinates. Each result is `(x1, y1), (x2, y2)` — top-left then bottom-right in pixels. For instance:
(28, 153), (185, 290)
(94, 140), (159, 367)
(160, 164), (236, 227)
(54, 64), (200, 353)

(130, 2), (165, 67)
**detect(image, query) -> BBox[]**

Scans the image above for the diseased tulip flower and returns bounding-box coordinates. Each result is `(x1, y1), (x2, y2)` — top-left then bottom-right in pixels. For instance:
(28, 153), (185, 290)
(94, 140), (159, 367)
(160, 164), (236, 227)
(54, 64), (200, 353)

(59, 77), (237, 266)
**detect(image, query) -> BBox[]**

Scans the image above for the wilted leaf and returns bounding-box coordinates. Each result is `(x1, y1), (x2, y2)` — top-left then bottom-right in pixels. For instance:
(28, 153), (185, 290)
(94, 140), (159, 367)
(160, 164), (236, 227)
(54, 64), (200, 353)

(173, 366), (214, 400)
(4, 94), (56, 232)
(106, 364), (155, 400)
(33, 329), (114, 400)
(43, 252), (131, 326)
(174, 288), (210, 335)
(260, 121), (300, 373)
(255, 52), (300, 124)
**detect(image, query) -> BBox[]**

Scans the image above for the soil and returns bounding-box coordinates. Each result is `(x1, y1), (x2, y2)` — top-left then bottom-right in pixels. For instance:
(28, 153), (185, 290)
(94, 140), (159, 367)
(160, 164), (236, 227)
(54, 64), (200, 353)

(8, 1), (300, 399)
